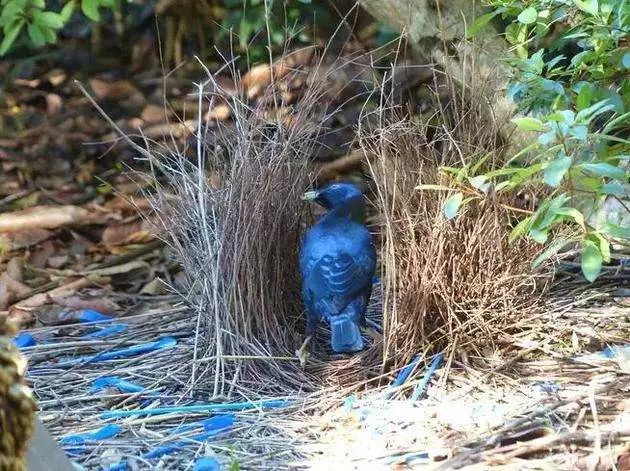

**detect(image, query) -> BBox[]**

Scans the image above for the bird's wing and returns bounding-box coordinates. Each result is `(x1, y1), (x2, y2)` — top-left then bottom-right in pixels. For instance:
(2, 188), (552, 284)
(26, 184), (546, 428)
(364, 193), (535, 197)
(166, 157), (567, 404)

(308, 252), (375, 318)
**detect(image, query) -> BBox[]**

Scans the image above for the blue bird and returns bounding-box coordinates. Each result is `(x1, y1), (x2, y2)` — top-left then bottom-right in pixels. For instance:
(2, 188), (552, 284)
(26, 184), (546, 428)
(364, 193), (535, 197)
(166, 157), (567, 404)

(297, 182), (376, 365)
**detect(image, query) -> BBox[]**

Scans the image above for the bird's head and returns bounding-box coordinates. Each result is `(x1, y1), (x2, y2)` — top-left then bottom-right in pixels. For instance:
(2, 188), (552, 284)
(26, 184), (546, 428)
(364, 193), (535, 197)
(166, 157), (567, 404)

(302, 182), (365, 210)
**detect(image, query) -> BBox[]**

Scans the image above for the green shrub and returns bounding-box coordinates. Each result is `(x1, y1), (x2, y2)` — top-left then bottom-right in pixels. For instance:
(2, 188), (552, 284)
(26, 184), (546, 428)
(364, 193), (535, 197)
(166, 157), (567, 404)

(458, 0), (629, 281)
(0, 0), (120, 55)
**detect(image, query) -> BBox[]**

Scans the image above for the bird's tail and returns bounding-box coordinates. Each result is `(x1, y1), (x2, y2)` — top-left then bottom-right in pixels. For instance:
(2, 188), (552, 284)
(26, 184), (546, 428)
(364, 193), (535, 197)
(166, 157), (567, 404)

(330, 313), (363, 353)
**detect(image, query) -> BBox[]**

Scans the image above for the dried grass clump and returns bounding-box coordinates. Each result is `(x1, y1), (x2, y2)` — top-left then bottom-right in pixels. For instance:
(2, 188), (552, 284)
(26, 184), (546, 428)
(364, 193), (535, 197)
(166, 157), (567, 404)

(138, 64), (331, 395)
(362, 76), (547, 369)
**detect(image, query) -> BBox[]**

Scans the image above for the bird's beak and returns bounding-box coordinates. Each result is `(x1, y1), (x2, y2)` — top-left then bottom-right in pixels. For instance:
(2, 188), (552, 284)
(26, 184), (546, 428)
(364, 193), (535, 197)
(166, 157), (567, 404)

(302, 190), (319, 201)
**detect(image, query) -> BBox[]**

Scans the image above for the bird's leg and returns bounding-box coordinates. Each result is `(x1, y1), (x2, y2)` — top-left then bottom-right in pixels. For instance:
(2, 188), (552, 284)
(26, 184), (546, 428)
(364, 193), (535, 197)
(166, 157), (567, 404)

(295, 335), (312, 368)
(296, 315), (316, 367)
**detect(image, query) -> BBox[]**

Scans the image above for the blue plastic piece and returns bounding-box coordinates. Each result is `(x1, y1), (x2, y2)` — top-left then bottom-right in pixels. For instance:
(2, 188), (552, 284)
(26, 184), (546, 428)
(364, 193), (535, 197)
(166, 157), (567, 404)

(171, 414), (235, 435)
(91, 376), (145, 393)
(410, 352), (443, 401)
(59, 309), (112, 324)
(82, 324), (127, 339)
(61, 424), (122, 456)
(194, 457), (221, 471)
(391, 354), (422, 387)
(101, 398), (290, 419)
(61, 424), (122, 445)
(13, 332), (36, 348)
(57, 336), (177, 366)
(343, 394), (357, 413)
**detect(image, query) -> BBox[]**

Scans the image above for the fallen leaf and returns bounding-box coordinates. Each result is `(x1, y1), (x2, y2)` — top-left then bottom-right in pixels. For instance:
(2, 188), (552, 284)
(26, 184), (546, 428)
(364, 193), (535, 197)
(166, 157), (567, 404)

(46, 93), (63, 116)
(102, 219), (155, 247)
(205, 103), (231, 122)
(141, 104), (168, 124)
(47, 255), (69, 269)
(0, 228), (52, 252)
(0, 205), (96, 232)
(0, 258), (31, 309)
(50, 294), (120, 314)
(104, 195), (152, 215)
(89, 78), (140, 100)
(140, 277), (169, 295)
(9, 275), (108, 326)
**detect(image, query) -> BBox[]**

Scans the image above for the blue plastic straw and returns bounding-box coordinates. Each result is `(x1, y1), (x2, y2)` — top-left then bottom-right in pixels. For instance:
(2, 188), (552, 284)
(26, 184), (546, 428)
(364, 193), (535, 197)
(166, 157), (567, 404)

(91, 376), (146, 393)
(101, 398), (291, 419)
(410, 352), (443, 401)
(57, 336), (177, 366)
(391, 354), (422, 387)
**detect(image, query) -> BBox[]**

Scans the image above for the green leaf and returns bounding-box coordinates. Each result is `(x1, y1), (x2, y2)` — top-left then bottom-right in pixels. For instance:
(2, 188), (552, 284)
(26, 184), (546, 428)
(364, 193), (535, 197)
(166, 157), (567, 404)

(532, 238), (573, 268)
(576, 99), (615, 123)
(468, 175), (490, 192)
(574, 0), (599, 15)
(60, 0), (76, 23)
(603, 222), (630, 240)
(27, 22), (46, 47)
(555, 207), (585, 230)
(0, 18), (24, 56)
(512, 117), (545, 132)
(581, 240), (602, 282)
(591, 234), (611, 263)
(517, 7), (538, 24)
(509, 216), (532, 243)
(443, 192), (464, 220)
(466, 9), (502, 38)
(580, 162), (626, 179)
(32, 11), (65, 29)
(601, 181), (626, 196)
(576, 84), (591, 111)
(543, 154), (572, 187)
(81, 0), (101, 21)
(529, 228), (549, 244)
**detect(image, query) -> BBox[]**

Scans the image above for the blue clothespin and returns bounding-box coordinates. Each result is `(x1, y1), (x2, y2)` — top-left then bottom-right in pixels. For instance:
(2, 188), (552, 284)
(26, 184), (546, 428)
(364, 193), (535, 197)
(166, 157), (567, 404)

(194, 457), (221, 471)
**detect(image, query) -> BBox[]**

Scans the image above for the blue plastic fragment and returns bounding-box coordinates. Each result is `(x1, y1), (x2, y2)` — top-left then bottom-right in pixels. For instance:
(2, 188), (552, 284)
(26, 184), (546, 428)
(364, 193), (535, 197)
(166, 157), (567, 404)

(410, 352), (443, 401)
(59, 309), (112, 323)
(194, 457), (221, 471)
(61, 424), (122, 445)
(61, 424), (122, 456)
(82, 324), (127, 339)
(57, 336), (177, 367)
(343, 394), (357, 413)
(13, 332), (36, 348)
(391, 354), (422, 388)
(91, 376), (146, 393)
(171, 414), (235, 435)
(101, 398), (291, 419)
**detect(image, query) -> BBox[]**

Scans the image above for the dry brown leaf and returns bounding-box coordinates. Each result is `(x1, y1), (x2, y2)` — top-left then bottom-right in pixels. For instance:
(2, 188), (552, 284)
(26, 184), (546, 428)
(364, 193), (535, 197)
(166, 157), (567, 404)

(50, 294), (120, 314)
(104, 195), (152, 215)
(102, 219), (155, 247)
(141, 104), (168, 124)
(9, 275), (107, 326)
(0, 205), (95, 232)
(89, 78), (140, 100)
(0, 229), (52, 254)
(0, 258), (31, 309)
(45, 93), (63, 116)
(140, 278), (169, 295)
(206, 104), (231, 122)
